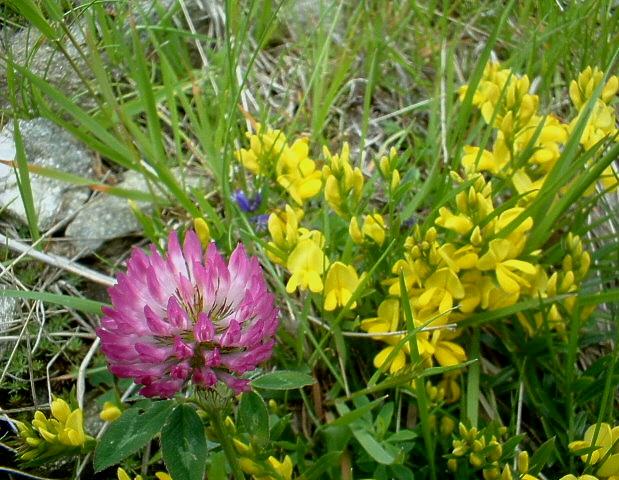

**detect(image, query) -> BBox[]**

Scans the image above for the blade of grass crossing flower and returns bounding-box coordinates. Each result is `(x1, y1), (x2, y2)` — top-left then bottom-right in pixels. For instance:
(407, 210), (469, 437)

(399, 272), (436, 480)
(466, 327), (480, 428)
(528, 142), (619, 251)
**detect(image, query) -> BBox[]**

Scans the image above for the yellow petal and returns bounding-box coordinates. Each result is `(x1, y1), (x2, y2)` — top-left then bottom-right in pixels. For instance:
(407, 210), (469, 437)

(117, 468), (132, 480)
(51, 398), (71, 423)
(496, 264), (521, 294)
(598, 454), (619, 477)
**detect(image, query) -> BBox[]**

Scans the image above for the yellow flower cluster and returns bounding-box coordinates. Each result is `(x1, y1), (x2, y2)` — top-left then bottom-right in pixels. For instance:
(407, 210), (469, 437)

(15, 398), (93, 462)
(322, 142), (364, 218)
(566, 423), (619, 480)
(266, 204), (363, 310)
(361, 65), (611, 390)
(223, 416), (294, 480)
(459, 63), (618, 198)
(236, 124), (322, 205)
(447, 423), (536, 480)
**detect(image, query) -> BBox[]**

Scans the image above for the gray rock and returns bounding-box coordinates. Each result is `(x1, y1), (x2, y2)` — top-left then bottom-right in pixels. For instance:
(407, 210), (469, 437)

(61, 166), (207, 257)
(0, 24), (91, 111)
(0, 288), (18, 358)
(0, 118), (94, 231)
(62, 170), (150, 256)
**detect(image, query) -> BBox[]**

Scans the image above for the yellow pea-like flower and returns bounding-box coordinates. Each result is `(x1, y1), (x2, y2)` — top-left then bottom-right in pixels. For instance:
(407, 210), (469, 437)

(323, 262), (363, 311)
(286, 237), (329, 293)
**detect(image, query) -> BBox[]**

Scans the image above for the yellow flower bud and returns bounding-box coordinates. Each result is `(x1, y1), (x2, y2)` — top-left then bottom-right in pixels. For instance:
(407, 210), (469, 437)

(469, 452), (484, 468)
(440, 416), (456, 437)
(517, 451), (529, 474)
(51, 398), (71, 423)
(349, 217), (363, 244)
(239, 457), (263, 475)
(193, 218), (211, 247)
(448, 458), (458, 471)
(100, 402), (122, 422)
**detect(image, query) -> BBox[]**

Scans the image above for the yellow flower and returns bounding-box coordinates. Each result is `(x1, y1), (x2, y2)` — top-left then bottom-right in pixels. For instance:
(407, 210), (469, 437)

(361, 299), (400, 343)
(569, 423), (619, 477)
(240, 457), (263, 476)
(99, 401), (122, 422)
(477, 239), (536, 295)
(373, 344), (408, 374)
(193, 218), (211, 247)
(414, 268), (465, 316)
(323, 262), (363, 311)
(378, 147), (401, 190)
(322, 143), (364, 217)
(569, 66), (619, 109)
(236, 125), (287, 175)
(286, 235), (329, 293)
(560, 476), (600, 480)
(430, 331), (467, 367)
(155, 473), (172, 480)
(117, 468), (143, 480)
(30, 398), (88, 448)
(349, 217), (363, 243)
(362, 213), (386, 246)
(267, 205), (303, 264)
(570, 99), (618, 150)
(461, 146), (507, 175)
(350, 214), (387, 245)
(265, 455), (294, 480)
(435, 207), (474, 235)
(276, 138), (322, 205)
(438, 373), (461, 403)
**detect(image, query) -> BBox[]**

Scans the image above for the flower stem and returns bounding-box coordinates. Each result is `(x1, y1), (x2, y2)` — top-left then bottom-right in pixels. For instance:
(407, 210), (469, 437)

(211, 408), (245, 480)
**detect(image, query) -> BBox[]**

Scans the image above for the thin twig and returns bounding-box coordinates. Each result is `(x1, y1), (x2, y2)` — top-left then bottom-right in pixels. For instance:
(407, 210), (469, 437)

(76, 338), (100, 410)
(0, 232), (115, 287)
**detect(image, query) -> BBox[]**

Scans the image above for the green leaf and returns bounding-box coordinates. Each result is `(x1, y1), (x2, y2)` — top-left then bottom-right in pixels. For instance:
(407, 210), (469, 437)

(251, 370), (315, 390)
(298, 451), (343, 480)
(161, 404), (207, 480)
(94, 400), (174, 472)
(6, 0), (58, 39)
(206, 451), (227, 480)
(238, 391), (269, 447)
(328, 396), (387, 428)
(351, 427), (395, 465)
(1, 290), (106, 315)
(529, 436), (556, 475)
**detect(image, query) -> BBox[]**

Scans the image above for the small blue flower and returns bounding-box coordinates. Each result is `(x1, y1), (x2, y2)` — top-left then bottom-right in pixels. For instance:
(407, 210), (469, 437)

(233, 190), (262, 213)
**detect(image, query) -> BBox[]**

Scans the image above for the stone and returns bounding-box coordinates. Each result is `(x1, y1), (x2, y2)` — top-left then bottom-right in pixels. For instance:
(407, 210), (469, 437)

(62, 170), (149, 256)
(0, 288), (19, 358)
(0, 118), (94, 231)
(62, 167), (205, 257)
(0, 24), (92, 111)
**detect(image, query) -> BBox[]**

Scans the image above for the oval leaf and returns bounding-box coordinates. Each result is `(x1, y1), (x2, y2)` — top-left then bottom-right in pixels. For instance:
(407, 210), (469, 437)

(238, 391), (269, 447)
(95, 400), (174, 472)
(251, 371), (315, 390)
(161, 404), (207, 480)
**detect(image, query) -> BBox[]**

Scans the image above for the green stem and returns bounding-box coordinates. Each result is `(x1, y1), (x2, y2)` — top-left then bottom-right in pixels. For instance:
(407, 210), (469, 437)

(211, 408), (246, 480)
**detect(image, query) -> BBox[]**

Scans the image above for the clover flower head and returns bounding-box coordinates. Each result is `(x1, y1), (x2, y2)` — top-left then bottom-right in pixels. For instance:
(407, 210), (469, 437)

(97, 231), (279, 397)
